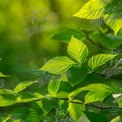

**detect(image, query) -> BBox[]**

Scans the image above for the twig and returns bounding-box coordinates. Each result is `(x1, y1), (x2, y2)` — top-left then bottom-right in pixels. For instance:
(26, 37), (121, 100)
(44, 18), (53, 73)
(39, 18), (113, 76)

(92, 71), (122, 80)
(86, 104), (122, 110)
(82, 30), (110, 51)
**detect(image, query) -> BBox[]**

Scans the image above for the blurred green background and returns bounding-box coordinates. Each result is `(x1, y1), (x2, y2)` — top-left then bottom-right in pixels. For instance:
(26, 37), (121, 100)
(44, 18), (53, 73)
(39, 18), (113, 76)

(0, 0), (89, 86)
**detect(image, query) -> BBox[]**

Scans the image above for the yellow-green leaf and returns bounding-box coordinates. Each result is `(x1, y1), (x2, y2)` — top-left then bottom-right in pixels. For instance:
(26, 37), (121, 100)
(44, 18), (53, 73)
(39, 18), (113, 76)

(41, 56), (76, 74)
(67, 36), (88, 64)
(85, 91), (112, 104)
(14, 81), (37, 93)
(74, 0), (106, 19)
(88, 54), (116, 71)
(0, 94), (16, 107)
(68, 103), (85, 121)
(104, 13), (122, 35)
(0, 72), (9, 77)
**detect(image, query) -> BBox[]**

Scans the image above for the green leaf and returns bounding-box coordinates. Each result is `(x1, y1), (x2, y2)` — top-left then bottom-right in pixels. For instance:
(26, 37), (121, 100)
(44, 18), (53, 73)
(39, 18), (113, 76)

(41, 56), (76, 74)
(86, 112), (108, 122)
(0, 72), (9, 77)
(74, 0), (106, 19)
(69, 83), (112, 100)
(12, 119), (21, 122)
(26, 109), (40, 122)
(88, 54), (116, 71)
(68, 102), (85, 121)
(16, 92), (41, 103)
(14, 81), (37, 93)
(10, 107), (30, 119)
(103, 1), (122, 35)
(48, 80), (62, 97)
(70, 99), (83, 104)
(0, 89), (16, 95)
(90, 33), (122, 49)
(48, 81), (69, 104)
(85, 91), (112, 104)
(52, 29), (86, 42)
(36, 98), (57, 114)
(67, 36), (88, 64)
(33, 93), (44, 99)
(50, 81), (73, 97)
(74, 0), (122, 35)
(10, 107), (40, 122)
(81, 83), (112, 91)
(2, 115), (11, 122)
(78, 113), (90, 122)
(56, 91), (69, 98)
(104, 13), (122, 35)
(111, 116), (122, 122)
(114, 95), (122, 107)
(67, 65), (88, 86)
(58, 73), (68, 82)
(0, 94), (16, 107)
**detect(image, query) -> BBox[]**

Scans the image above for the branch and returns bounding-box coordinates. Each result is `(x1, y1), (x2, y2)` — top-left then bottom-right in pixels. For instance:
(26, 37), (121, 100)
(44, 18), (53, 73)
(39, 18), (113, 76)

(59, 98), (122, 110)
(92, 71), (122, 80)
(86, 104), (122, 110)
(81, 30), (110, 51)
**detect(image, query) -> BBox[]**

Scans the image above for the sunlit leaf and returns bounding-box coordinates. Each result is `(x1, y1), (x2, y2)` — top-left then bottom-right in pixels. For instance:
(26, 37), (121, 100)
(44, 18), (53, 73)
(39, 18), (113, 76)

(0, 89), (15, 95)
(74, 0), (106, 19)
(104, 13), (122, 35)
(69, 83), (112, 100)
(85, 91), (112, 104)
(111, 116), (122, 122)
(67, 36), (88, 64)
(0, 72), (9, 77)
(48, 80), (62, 97)
(2, 115), (11, 122)
(88, 54), (116, 71)
(68, 102), (85, 121)
(41, 56), (76, 74)
(14, 81), (37, 93)
(0, 94), (16, 107)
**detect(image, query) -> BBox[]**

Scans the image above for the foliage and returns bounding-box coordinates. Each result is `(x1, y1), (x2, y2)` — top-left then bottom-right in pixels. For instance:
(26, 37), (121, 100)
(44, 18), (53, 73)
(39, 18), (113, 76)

(0, 36), (122, 122)
(74, 0), (122, 35)
(0, 0), (122, 122)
